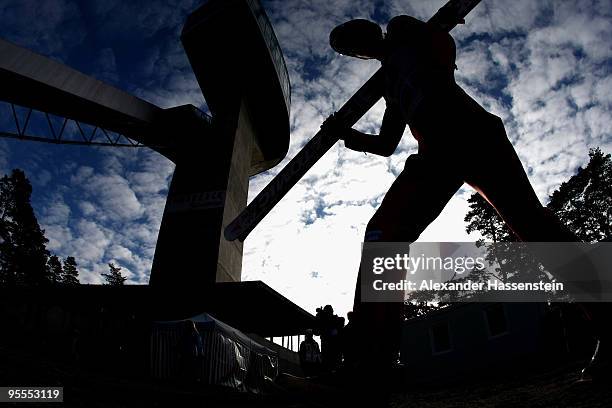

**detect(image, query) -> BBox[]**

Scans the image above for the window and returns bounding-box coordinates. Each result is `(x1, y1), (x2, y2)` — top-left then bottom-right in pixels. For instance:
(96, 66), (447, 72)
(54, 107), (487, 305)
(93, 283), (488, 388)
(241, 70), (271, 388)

(484, 304), (508, 338)
(430, 321), (452, 354)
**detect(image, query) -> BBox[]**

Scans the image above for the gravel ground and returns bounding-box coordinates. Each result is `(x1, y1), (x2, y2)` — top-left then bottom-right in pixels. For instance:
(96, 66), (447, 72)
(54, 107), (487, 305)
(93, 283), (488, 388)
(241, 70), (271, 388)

(1, 345), (610, 407)
(389, 362), (612, 408)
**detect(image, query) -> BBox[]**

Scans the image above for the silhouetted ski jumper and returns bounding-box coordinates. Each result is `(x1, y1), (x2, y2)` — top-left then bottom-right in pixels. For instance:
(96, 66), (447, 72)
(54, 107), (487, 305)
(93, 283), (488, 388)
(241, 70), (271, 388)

(326, 15), (580, 377)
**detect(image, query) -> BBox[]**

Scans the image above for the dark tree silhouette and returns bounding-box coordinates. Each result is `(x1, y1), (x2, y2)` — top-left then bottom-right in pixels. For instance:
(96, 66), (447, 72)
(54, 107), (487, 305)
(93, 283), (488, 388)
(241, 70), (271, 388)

(404, 301), (441, 320)
(62, 256), (80, 286)
(547, 148), (611, 243)
(0, 169), (50, 286)
(102, 262), (127, 286)
(463, 194), (544, 283)
(47, 255), (63, 286)
(464, 194), (512, 243)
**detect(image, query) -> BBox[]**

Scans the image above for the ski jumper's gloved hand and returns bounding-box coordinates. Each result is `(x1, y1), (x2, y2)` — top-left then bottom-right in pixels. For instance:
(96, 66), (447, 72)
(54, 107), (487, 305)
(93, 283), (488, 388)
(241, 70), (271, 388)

(321, 108), (406, 156)
(320, 112), (351, 140)
(320, 112), (365, 151)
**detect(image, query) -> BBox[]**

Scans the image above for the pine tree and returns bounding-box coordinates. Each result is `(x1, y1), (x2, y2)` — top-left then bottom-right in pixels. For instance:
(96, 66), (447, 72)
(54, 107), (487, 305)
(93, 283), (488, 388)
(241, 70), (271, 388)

(404, 301), (441, 320)
(463, 192), (540, 283)
(547, 148), (611, 243)
(62, 256), (80, 286)
(464, 194), (513, 243)
(102, 262), (127, 286)
(0, 169), (50, 286)
(47, 255), (63, 286)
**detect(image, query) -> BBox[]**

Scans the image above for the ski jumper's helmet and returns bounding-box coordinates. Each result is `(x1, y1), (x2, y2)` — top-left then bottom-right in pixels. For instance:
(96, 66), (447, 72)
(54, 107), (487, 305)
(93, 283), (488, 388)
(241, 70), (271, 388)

(329, 19), (383, 59)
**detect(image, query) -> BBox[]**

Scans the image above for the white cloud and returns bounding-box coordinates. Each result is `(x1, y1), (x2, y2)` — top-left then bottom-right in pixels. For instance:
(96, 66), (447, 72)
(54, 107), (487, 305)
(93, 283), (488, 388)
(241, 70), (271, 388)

(24, 147), (173, 285)
(43, 224), (72, 252)
(0, 0), (84, 57)
(66, 219), (112, 264)
(41, 195), (71, 226)
(78, 201), (96, 216)
(93, 48), (120, 85)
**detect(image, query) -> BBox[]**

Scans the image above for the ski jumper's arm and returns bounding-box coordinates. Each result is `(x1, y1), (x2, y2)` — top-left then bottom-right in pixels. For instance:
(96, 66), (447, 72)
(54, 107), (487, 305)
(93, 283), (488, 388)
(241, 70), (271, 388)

(340, 19), (454, 156)
(343, 104), (406, 156)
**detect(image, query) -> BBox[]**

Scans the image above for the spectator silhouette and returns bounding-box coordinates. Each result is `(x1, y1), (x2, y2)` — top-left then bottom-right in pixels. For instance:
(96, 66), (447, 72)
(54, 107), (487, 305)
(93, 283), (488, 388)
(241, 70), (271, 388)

(315, 305), (344, 372)
(341, 311), (358, 370)
(299, 329), (322, 377)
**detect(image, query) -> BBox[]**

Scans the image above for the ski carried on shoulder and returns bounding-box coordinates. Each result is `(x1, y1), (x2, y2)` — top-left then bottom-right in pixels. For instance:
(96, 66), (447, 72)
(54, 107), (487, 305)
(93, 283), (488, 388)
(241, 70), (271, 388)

(225, 0), (482, 242)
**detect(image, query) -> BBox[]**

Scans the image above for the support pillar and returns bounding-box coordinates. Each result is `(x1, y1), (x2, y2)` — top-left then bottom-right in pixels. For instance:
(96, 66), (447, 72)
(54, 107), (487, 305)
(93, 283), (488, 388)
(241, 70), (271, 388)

(149, 99), (254, 289)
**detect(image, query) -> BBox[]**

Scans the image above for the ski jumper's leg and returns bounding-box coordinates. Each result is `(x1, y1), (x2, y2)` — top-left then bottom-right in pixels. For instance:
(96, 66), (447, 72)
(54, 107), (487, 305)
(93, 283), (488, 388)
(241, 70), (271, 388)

(364, 154), (463, 244)
(450, 105), (599, 300)
(352, 153), (462, 371)
(453, 94), (606, 369)
(463, 112), (577, 242)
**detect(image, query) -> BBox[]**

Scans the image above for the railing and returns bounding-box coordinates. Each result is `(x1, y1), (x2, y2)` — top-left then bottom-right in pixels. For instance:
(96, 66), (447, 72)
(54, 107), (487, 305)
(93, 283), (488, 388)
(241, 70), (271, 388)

(246, 0), (291, 114)
(0, 101), (148, 148)
(268, 334), (312, 353)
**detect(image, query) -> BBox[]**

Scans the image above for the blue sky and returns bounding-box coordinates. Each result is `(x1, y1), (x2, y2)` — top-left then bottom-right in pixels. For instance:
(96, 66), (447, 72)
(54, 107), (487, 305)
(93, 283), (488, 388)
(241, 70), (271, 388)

(0, 0), (610, 318)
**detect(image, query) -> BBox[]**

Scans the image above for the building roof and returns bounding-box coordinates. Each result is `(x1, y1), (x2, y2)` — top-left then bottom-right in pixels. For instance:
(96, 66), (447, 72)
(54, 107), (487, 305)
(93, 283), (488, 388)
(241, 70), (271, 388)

(0, 281), (314, 337)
